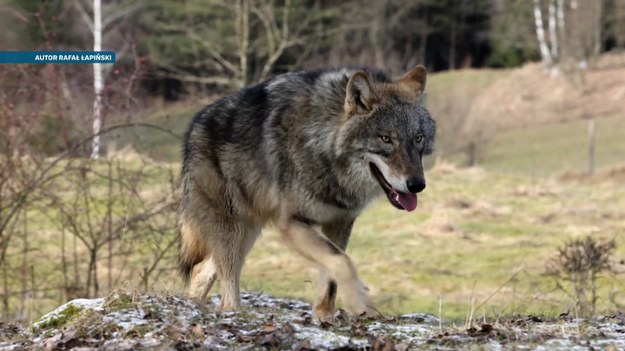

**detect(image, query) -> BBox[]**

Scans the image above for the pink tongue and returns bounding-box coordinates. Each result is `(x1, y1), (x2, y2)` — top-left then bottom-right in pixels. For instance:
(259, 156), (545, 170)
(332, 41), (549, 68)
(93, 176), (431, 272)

(396, 192), (418, 212)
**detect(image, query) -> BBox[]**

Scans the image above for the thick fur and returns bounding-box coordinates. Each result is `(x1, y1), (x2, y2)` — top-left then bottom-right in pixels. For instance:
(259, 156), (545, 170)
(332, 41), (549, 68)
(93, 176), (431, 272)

(178, 66), (436, 321)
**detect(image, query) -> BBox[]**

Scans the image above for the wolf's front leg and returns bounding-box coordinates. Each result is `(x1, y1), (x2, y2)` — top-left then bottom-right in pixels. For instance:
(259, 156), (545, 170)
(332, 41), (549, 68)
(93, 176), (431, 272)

(313, 218), (358, 321)
(314, 270), (337, 321)
(279, 218), (373, 319)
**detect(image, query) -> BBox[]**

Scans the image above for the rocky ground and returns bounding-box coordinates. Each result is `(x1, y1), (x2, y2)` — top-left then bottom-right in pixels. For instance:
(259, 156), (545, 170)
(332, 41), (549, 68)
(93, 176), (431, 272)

(1, 292), (625, 350)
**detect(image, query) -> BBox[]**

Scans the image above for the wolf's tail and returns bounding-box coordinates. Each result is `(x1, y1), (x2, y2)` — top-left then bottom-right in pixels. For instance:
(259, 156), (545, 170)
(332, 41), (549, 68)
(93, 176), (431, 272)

(177, 219), (207, 283)
(177, 252), (195, 283)
(177, 197), (208, 283)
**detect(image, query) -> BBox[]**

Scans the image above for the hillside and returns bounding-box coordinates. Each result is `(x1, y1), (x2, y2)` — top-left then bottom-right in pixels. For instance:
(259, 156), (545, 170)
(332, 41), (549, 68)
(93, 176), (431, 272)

(466, 53), (625, 130)
(433, 54), (625, 176)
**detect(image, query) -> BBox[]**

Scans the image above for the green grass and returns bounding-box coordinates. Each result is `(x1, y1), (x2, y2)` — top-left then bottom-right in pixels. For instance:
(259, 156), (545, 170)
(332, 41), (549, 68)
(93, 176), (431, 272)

(481, 115), (625, 177)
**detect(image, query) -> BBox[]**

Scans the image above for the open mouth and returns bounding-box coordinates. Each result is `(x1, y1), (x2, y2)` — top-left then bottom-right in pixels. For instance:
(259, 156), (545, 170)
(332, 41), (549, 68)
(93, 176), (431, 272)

(369, 163), (418, 212)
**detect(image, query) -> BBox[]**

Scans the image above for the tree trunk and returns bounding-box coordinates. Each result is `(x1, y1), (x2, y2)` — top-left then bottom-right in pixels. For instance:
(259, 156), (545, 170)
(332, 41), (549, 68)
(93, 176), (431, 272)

(91, 0), (103, 159)
(556, 0), (566, 60)
(449, 19), (456, 70)
(417, 16), (429, 65)
(236, 0), (250, 87)
(548, 0), (558, 61)
(593, 1), (603, 57)
(533, 0), (553, 65)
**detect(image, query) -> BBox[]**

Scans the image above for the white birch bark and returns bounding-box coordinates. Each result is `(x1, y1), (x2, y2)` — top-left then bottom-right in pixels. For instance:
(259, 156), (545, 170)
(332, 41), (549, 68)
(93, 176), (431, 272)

(534, 0), (553, 65)
(91, 0), (103, 159)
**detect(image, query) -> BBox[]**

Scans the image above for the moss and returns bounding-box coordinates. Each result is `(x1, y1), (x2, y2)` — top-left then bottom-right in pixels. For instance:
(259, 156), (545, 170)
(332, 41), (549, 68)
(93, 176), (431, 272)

(105, 293), (135, 311)
(37, 303), (84, 329)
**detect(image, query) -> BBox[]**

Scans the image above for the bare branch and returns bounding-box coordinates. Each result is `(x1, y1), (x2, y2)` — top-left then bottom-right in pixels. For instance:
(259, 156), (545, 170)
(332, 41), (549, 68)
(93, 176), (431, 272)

(158, 62), (235, 87)
(251, 6), (277, 56)
(0, 5), (29, 23)
(186, 30), (240, 75)
(259, 0), (291, 81)
(73, 0), (94, 33)
(102, 2), (143, 32)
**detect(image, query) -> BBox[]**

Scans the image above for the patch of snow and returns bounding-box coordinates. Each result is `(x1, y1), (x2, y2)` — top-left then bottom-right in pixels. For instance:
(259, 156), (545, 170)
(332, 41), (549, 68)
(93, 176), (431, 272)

(0, 342), (24, 351)
(399, 313), (439, 323)
(367, 321), (433, 342)
(293, 324), (367, 349)
(103, 308), (148, 331)
(203, 336), (230, 349)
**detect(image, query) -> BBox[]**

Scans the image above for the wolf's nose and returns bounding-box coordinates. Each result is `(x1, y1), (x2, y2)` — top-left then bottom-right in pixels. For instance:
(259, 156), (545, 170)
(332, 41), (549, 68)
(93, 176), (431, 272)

(406, 176), (426, 193)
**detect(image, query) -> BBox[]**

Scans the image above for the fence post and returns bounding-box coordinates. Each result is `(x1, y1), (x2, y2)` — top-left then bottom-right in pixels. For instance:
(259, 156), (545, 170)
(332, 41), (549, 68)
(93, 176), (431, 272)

(588, 119), (595, 175)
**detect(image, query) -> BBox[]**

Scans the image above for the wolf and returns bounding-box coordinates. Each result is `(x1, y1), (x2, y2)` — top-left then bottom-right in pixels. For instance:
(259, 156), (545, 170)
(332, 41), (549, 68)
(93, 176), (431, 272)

(177, 65), (436, 321)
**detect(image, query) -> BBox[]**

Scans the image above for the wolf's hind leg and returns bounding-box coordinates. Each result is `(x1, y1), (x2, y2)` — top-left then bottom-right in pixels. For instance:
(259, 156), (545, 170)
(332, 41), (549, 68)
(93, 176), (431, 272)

(211, 224), (261, 311)
(190, 256), (217, 301)
(280, 219), (371, 317)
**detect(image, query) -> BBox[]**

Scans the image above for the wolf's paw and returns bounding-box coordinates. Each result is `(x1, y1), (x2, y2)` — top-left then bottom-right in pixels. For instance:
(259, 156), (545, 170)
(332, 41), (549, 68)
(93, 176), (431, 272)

(343, 280), (372, 317)
(189, 296), (211, 306)
(218, 298), (242, 312)
(312, 307), (336, 323)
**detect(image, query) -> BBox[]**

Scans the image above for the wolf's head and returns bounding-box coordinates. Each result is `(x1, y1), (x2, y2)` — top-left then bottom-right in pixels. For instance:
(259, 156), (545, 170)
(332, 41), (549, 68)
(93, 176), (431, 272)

(337, 66), (436, 212)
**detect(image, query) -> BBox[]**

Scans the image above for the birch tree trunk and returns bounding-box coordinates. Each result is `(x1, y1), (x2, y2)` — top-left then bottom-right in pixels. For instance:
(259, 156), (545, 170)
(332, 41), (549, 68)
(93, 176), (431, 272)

(533, 0), (553, 65)
(91, 0), (103, 160)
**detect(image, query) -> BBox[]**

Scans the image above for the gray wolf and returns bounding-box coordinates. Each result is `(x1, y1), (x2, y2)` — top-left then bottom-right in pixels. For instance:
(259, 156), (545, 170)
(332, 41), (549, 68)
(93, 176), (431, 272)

(177, 65), (436, 321)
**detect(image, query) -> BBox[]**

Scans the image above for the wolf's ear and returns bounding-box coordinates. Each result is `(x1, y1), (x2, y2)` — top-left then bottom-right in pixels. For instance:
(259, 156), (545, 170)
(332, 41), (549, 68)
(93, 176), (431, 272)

(345, 71), (378, 116)
(398, 65), (427, 94)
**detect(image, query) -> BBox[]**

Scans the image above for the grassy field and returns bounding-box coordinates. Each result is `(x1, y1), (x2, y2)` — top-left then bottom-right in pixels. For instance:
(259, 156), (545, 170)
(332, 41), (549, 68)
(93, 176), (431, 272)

(239, 162), (625, 321)
(482, 115), (625, 178)
(14, 158), (623, 323)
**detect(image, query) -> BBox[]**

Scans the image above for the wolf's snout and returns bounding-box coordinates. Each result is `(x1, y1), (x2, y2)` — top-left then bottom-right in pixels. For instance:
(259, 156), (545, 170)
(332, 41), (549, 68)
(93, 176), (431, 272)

(406, 176), (426, 193)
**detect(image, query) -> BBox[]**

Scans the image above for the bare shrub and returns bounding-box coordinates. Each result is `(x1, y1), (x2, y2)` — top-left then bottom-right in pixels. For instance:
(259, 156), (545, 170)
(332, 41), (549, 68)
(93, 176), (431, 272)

(0, 32), (178, 322)
(546, 236), (617, 317)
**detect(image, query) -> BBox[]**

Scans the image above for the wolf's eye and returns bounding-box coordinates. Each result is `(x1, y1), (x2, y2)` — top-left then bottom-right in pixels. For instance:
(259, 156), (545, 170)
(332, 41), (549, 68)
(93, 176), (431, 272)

(416, 134), (423, 143)
(380, 135), (391, 143)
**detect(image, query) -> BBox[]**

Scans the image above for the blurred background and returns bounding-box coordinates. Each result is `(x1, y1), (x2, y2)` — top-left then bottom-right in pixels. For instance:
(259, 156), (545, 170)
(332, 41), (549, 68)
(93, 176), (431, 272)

(0, 0), (624, 323)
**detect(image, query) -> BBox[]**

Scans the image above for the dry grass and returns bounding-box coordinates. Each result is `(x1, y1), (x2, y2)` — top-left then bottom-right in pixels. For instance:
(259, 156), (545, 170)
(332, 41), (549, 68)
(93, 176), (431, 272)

(466, 53), (625, 131)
